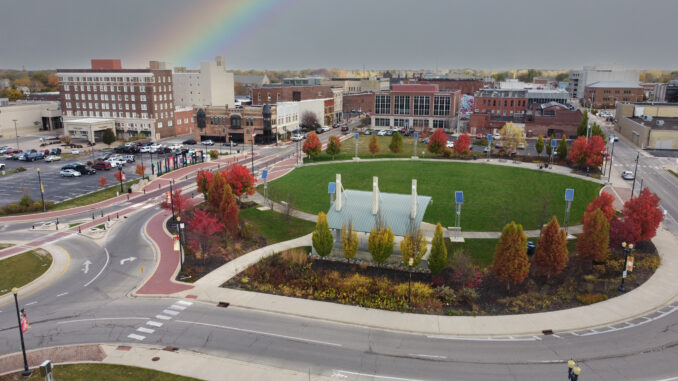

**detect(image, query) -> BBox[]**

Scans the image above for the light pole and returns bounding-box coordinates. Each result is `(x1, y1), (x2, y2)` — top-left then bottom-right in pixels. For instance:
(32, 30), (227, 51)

(13, 119), (20, 151)
(176, 216), (185, 279)
(168, 181), (176, 221)
(607, 138), (615, 183)
(250, 134), (255, 175)
(12, 287), (32, 377)
(567, 359), (581, 381)
(407, 256), (413, 307)
(618, 241), (634, 292)
(37, 168), (46, 212)
(631, 151), (640, 196)
(117, 164), (124, 193)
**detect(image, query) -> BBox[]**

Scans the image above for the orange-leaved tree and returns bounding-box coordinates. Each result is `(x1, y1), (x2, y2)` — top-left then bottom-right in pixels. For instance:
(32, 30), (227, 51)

(196, 170), (214, 198)
(207, 171), (228, 211)
(577, 208), (610, 262)
(533, 217), (568, 278)
(98, 176), (107, 188)
(428, 128), (448, 154)
(303, 132), (322, 160)
(160, 189), (191, 219)
(585, 192), (616, 222)
(454, 133), (471, 155)
(217, 183), (239, 234)
(326, 135), (342, 159)
(223, 163), (256, 199)
(135, 164), (146, 179)
(493, 221), (530, 291)
(368, 135), (380, 156)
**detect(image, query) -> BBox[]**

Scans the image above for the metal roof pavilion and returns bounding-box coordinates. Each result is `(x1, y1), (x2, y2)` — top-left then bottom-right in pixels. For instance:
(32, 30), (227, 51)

(326, 189), (431, 236)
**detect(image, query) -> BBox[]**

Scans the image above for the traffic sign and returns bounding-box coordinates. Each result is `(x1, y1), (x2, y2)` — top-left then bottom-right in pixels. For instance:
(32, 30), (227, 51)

(551, 139), (558, 148)
(355, 133), (359, 140)
(565, 188), (574, 202)
(487, 134), (493, 141)
(328, 182), (336, 194)
(262, 169), (268, 179)
(455, 191), (464, 204)
(414, 132), (419, 139)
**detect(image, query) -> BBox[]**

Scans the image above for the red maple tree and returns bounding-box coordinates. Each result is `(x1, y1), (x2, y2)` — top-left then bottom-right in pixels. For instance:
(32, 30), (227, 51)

(160, 189), (191, 218)
(428, 128), (448, 154)
(207, 171), (228, 211)
(568, 136), (606, 167)
(609, 216), (641, 248)
(223, 163), (256, 198)
(217, 184), (239, 234)
(98, 176), (107, 188)
(622, 188), (663, 242)
(454, 133), (471, 155)
(585, 192), (616, 222)
(187, 209), (224, 265)
(577, 208), (610, 262)
(196, 170), (214, 198)
(303, 132), (322, 159)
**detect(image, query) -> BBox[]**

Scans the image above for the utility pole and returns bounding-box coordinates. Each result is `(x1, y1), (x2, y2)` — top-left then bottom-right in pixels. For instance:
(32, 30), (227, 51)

(13, 119), (20, 151)
(631, 151), (640, 196)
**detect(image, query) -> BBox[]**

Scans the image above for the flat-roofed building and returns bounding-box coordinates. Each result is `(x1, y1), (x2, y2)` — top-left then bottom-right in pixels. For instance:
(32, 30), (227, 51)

(585, 81), (643, 109)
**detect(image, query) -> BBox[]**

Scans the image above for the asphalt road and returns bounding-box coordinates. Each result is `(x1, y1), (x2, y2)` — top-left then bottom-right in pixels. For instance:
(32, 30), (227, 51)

(2, 119), (678, 380)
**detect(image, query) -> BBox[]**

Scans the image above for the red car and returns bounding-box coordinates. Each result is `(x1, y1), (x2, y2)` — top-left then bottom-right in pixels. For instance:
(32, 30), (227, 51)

(92, 161), (112, 170)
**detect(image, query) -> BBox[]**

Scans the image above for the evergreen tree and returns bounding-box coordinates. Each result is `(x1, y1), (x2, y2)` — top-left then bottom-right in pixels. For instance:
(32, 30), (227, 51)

(427, 223), (447, 274)
(535, 134), (544, 156)
(577, 109), (589, 136)
(545, 135), (554, 156)
(493, 222), (530, 291)
(557, 135), (568, 160)
(533, 217), (568, 278)
(102, 128), (116, 146)
(369, 135), (380, 156)
(312, 212), (334, 257)
(577, 208), (610, 262)
(389, 131), (403, 153)
(341, 221), (359, 261)
(368, 216), (394, 264)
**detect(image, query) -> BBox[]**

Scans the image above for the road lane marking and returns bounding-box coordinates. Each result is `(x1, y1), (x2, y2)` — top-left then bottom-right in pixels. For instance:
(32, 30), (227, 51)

(57, 317), (150, 324)
(25, 301), (37, 306)
(169, 304), (186, 311)
(127, 333), (146, 341)
(56, 292), (68, 297)
(331, 370), (424, 380)
(146, 321), (163, 327)
(163, 309), (180, 316)
(174, 320), (342, 348)
(84, 248), (109, 287)
(156, 315), (172, 320)
(426, 335), (541, 342)
(408, 353), (446, 359)
(137, 327), (155, 334)
(176, 300), (193, 306)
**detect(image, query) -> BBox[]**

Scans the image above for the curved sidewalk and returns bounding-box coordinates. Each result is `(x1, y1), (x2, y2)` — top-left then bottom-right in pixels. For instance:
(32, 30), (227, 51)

(181, 227), (678, 336)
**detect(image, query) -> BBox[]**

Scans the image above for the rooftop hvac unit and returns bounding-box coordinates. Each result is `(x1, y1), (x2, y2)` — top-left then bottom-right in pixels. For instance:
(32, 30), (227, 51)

(641, 114), (653, 122)
(656, 120), (665, 126)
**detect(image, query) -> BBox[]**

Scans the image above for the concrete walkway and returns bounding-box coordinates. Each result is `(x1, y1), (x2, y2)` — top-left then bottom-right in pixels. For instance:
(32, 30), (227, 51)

(0, 344), (335, 381)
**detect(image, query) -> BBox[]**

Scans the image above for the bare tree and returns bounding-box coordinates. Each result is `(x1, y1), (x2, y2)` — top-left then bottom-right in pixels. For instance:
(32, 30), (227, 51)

(301, 111), (319, 129)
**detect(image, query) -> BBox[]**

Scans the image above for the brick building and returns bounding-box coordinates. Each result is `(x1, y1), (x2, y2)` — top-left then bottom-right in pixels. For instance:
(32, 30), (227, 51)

(57, 59), (175, 141)
(584, 81), (643, 109)
(371, 84), (460, 131)
(525, 102), (583, 138)
(193, 104), (278, 145)
(174, 107), (195, 136)
(405, 78), (493, 95)
(250, 84), (342, 123)
(343, 92), (375, 114)
(468, 89), (528, 135)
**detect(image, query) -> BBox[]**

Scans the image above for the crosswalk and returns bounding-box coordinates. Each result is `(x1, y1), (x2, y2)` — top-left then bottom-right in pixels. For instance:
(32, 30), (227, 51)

(127, 300), (193, 341)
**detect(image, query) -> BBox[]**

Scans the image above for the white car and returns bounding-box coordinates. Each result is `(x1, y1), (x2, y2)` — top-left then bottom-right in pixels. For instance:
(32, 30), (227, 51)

(493, 133), (501, 140)
(122, 154), (135, 162)
(70, 149), (80, 155)
(291, 134), (304, 141)
(321, 126), (331, 132)
(60, 169), (81, 177)
(149, 144), (162, 153)
(107, 159), (126, 167)
(169, 143), (183, 150)
(377, 130), (388, 136)
(45, 155), (61, 162)
(622, 170), (634, 180)
(446, 141), (455, 148)
(0, 163), (5, 170)
(139, 146), (151, 153)
(201, 139), (215, 146)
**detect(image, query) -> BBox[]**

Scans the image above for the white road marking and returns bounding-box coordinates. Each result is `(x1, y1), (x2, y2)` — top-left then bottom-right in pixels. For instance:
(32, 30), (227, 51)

(174, 320), (342, 347)
(25, 301), (37, 306)
(570, 304), (678, 337)
(131, 203), (144, 208)
(655, 377), (678, 381)
(120, 256), (137, 265)
(137, 327), (155, 334)
(176, 300), (193, 306)
(81, 260), (92, 274)
(56, 292), (68, 297)
(56, 317), (149, 324)
(146, 321), (163, 327)
(127, 333), (146, 341)
(156, 315), (172, 320)
(162, 309), (180, 316)
(169, 304), (186, 311)
(84, 248), (109, 287)
(142, 204), (154, 209)
(408, 353), (446, 359)
(331, 370), (425, 381)
(427, 335), (541, 342)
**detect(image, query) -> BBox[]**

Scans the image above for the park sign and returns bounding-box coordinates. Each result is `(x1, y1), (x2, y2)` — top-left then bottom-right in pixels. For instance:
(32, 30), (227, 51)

(262, 169), (268, 179)
(565, 188), (575, 202)
(355, 133), (359, 140)
(551, 139), (558, 148)
(414, 132), (418, 139)
(487, 134), (493, 141)
(328, 182), (336, 194)
(455, 191), (464, 204)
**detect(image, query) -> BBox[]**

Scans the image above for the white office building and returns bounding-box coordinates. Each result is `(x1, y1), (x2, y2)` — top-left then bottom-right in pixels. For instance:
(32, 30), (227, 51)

(173, 56), (235, 108)
(569, 65), (639, 99)
(275, 101), (300, 139)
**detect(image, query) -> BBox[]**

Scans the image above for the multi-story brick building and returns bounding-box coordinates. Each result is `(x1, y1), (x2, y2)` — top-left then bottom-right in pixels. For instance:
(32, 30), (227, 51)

(525, 102), (583, 138)
(584, 81), (644, 109)
(343, 92), (375, 114)
(468, 89), (528, 134)
(251, 84), (342, 123)
(370, 84), (461, 131)
(405, 78), (493, 95)
(193, 104), (278, 145)
(57, 59), (175, 141)
(174, 107), (195, 136)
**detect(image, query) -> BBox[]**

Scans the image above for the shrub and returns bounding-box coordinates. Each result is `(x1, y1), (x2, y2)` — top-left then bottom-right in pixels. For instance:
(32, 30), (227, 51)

(7, 204), (20, 214)
(428, 223), (447, 274)
(208, 150), (219, 160)
(394, 281), (434, 300)
(434, 285), (457, 306)
(634, 256), (661, 272)
(400, 229), (427, 267)
(281, 248), (308, 265)
(312, 212), (333, 257)
(389, 132), (403, 153)
(368, 216), (394, 264)
(576, 293), (608, 305)
(442, 147), (454, 158)
(19, 195), (34, 208)
(457, 287), (480, 305)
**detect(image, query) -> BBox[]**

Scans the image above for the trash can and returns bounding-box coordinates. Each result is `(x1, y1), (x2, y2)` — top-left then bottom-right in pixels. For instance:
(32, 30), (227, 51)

(526, 241), (536, 256)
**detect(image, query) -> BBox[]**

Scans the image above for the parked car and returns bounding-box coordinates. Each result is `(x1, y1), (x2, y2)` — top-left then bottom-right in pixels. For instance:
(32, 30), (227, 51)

(122, 154), (135, 162)
(182, 138), (197, 145)
(11, 153), (23, 160)
(292, 134), (304, 141)
(483, 146), (491, 153)
(223, 141), (238, 147)
(377, 130), (387, 136)
(201, 139), (215, 146)
(169, 143), (183, 150)
(613, 135), (619, 142)
(60, 169), (81, 177)
(70, 149), (80, 154)
(446, 141), (454, 148)
(107, 159), (126, 167)
(622, 170), (635, 180)
(49, 148), (62, 155)
(139, 146), (151, 153)
(62, 163), (95, 175)
(92, 161), (112, 170)
(149, 144), (162, 153)
(44, 155), (61, 162)
(321, 126), (331, 132)
(517, 142), (526, 150)
(340, 125), (349, 132)
(363, 129), (373, 135)
(420, 137), (430, 144)
(0, 163), (5, 170)
(25, 152), (45, 162)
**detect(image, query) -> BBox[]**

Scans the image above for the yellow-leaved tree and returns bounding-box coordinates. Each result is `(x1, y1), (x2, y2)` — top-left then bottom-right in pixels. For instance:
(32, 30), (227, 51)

(312, 212), (333, 257)
(498, 122), (526, 154)
(341, 221), (359, 261)
(400, 228), (427, 267)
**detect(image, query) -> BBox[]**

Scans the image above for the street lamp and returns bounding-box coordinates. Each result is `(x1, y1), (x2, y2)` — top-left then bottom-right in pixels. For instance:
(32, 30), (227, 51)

(408, 256), (414, 307)
(13, 119), (20, 151)
(37, 168), (46, 212)
(618, 241), (634, 292)
(168, 181), (176, 221)
(117, 164), (124, 193)
(250, 134), (255, 175)
(12, 287), (32, 377)
(568, 359), (581, 381)
(176, 216), (185, 279)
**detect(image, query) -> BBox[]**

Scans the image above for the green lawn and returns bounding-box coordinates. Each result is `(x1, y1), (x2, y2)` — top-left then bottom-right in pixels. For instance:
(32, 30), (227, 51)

(446, 237), (579, 268)
(239, 207), (316, 244)
(308, 135), (421, 162)
(51, 179), (140, 211)
(0, 364), (201, 381)
(0, 249), (52, 296)
(0, 243), (14, 250)
(264, 161), (601, 231)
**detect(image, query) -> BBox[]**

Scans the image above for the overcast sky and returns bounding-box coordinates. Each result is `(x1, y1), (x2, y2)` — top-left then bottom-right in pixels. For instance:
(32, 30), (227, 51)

(1, 0), (676, 71)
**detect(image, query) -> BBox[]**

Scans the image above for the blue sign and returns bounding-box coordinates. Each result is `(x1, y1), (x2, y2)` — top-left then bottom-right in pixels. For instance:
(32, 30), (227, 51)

(565, 188), (575, 202)
(414, 132), (418, 139)
(354, 133), (359, 140)
(261, 169), (268, 179)
(487, 134), (493, 141)
(551, 139), (558, 148)
(455, 191), (464, 204)
(328, 182), (336, 194)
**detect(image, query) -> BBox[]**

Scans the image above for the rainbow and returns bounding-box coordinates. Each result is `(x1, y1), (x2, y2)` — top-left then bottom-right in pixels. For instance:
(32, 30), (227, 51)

(139, 0), (298, 67)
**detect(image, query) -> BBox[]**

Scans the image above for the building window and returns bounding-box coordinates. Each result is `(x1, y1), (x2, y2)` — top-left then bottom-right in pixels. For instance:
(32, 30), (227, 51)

(413, 96), (430, 116)
(374, 118), (390, 127)
(393, 118), (409, 128)
(375, 95), (391, 114)
(413, 119), (428, 128)
(433, 119), (449, 129)
(433, 96), (451, 116)
(394, 96), (410, 115)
